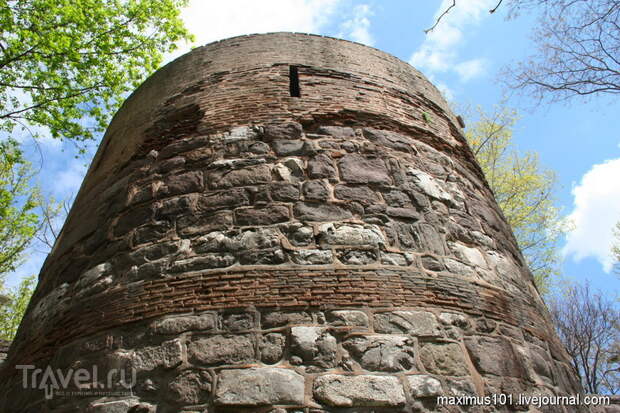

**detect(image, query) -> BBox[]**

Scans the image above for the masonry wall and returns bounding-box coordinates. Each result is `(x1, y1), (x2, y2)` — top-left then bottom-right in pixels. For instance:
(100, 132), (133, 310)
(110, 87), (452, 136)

(0, 33), (587, 413)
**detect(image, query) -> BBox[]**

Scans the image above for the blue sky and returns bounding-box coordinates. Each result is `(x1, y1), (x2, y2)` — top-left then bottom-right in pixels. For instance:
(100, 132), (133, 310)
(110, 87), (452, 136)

(7, 0), (620, 296)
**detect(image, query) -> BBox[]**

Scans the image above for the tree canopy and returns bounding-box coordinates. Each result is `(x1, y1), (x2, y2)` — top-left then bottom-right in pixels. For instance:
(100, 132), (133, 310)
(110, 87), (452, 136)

(0, 140), (40, 275)
(0, 0), (193, 149)
(465, 106), (563, 293)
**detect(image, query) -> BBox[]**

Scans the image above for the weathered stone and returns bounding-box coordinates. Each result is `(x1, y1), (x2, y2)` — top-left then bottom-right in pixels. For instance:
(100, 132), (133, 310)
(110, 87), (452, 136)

(188, 335), (255, 365)
(208, 164), (271, 189)
(326, 310), (369, 327)
(260, 333), (286, 364)
(382, 189), (412, 207)
(336, 249), (377, 265)
(343, 335), (415, 372)
(272, 139), (305, 156)
(167, 369), (211, 404)
(333, 184), (380, 204)
(408, 374), (443, 398)
(222, 312), (257, 331)
(385, 207), (420, 220)
(196, 188), (250, 212)
(448, 242), (488, 268)
(281, 223), (314, 246)
(159, 171), (203, 197)
(464, 336), (528, 378)
(177, 210), (233, 236)
(133, 221), (171, 245)
(318, 223), (385, 247)
(290, 249), (333, 265)
(407, 168), (452, 201)
(420, 342), (469, 376)
(270, 182), (300, 201)
(114, 205), (153, 236)
(421, 254), (445, 271)
(262, 311), (314, 328)
(290, 326), (337, 368)
(313, 375), (406, 407)
(274, 158), (304, 182)
(338, 154), (391, 185)
(150, 313), (217, 335)
(235, 205), (290, 226)
(293, 202), (352, 221)
(264, 122), (303, 140)
(374, 310), (440, 336)
(238, 248), (285, 265)
(132, 339), (183, 371)
(215, 368), (305, 405)
(302, 180), (330, 201)
(308, 153), (337, 179)
(171, 253), (235, 272)
(380, 252), (410, 266)
(362, 128), (415, 153)
(317, 125), (356, 138)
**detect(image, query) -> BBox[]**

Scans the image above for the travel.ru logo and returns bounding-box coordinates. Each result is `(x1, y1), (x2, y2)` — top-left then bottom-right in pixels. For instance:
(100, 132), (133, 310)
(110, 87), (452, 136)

(16, 364), (137, 399)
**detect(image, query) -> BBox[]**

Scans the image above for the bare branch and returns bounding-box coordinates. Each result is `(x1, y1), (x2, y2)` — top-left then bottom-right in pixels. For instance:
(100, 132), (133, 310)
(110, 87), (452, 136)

(424, 0), (456, 34)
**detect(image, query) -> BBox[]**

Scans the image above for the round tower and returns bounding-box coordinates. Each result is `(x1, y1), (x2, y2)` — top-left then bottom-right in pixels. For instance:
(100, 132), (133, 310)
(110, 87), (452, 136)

(0, 33), (585, 412)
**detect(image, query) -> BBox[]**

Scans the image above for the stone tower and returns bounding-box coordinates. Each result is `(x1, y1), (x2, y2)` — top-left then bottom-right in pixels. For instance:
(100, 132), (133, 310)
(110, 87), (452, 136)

(0, 33), (585, 412)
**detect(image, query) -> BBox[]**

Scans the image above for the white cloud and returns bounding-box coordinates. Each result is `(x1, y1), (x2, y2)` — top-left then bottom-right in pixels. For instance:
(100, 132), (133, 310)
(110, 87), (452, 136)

(454, 58), (487, 82)
(563, 158), (620, 272)
(337, 4), (374, 46)
(165, 0), (343, 63)
(409, 0), (495, 82)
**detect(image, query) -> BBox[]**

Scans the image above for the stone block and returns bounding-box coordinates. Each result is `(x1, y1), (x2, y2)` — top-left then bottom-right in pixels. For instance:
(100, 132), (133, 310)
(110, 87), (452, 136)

(261, 311), (314, 328)
(235, 205), (290, 226)
(326, 310), (369, 327)
(196, 188), (250, 212)
(317, 126), (356, 138)
(408, 374), (443, 398)
(260, 333), (286, 364)
(308, 154), (337, 179)
(281, 223), (314, 246)
(343, 335), (415, 372)
(374, 310), (440, 336)
(177, 210), (233, 236)
(318, 223), (385, 247)
(171, 253), (235, 272)
(214, 368), (305, 405)
(302, 180), (330, 201)
(271, 183), (300, 201)
(290, 249), (333, 265)
(338, 154), (391, 185)
(313, 374), (406, 407)
(420, 342), (469, 376)
(150, 313), (217, 335)
(133, 339), (183, 371)
(264, 122), (303, 141)
(159, 171), (203, 197)
(333, 184), (380, 204)
(208, 164), (271, 189)
(362, 128), (415, 153)
(290, 326), (337, 368)
(406, 168), (452, 201)
(188, 335), (255, 366)
(336, 249), (377, 265)
(293, 202), (352, 222)
(272, 139), (305, 156)
(167, 369), (211, 404)
(222, 312), (257, 331)
(464, 336), (528, 378)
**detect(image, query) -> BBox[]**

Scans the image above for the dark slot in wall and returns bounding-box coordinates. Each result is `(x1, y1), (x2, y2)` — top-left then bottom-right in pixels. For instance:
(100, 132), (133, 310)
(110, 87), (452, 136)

(289, 66), (300, 97)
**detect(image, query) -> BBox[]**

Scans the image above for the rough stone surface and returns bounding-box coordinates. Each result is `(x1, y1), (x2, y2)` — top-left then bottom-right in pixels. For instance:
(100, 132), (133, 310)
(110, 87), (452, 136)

(408, 374), (443, 398)
(313, 375), (406, 407)
(420, 342), (469, 376)
(215, 368), (305, 406)
(343, 335), (415, 372)
(374, 310), (440, 336)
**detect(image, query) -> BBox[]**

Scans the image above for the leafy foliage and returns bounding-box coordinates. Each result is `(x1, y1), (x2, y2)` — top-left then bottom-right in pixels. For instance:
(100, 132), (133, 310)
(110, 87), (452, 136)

(0, 274), (36, 340)
(0, 0), (193, 150)
(548, 281), (620, 394)
(0, 139), (40, 275)
(466, 107), (563, 293)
